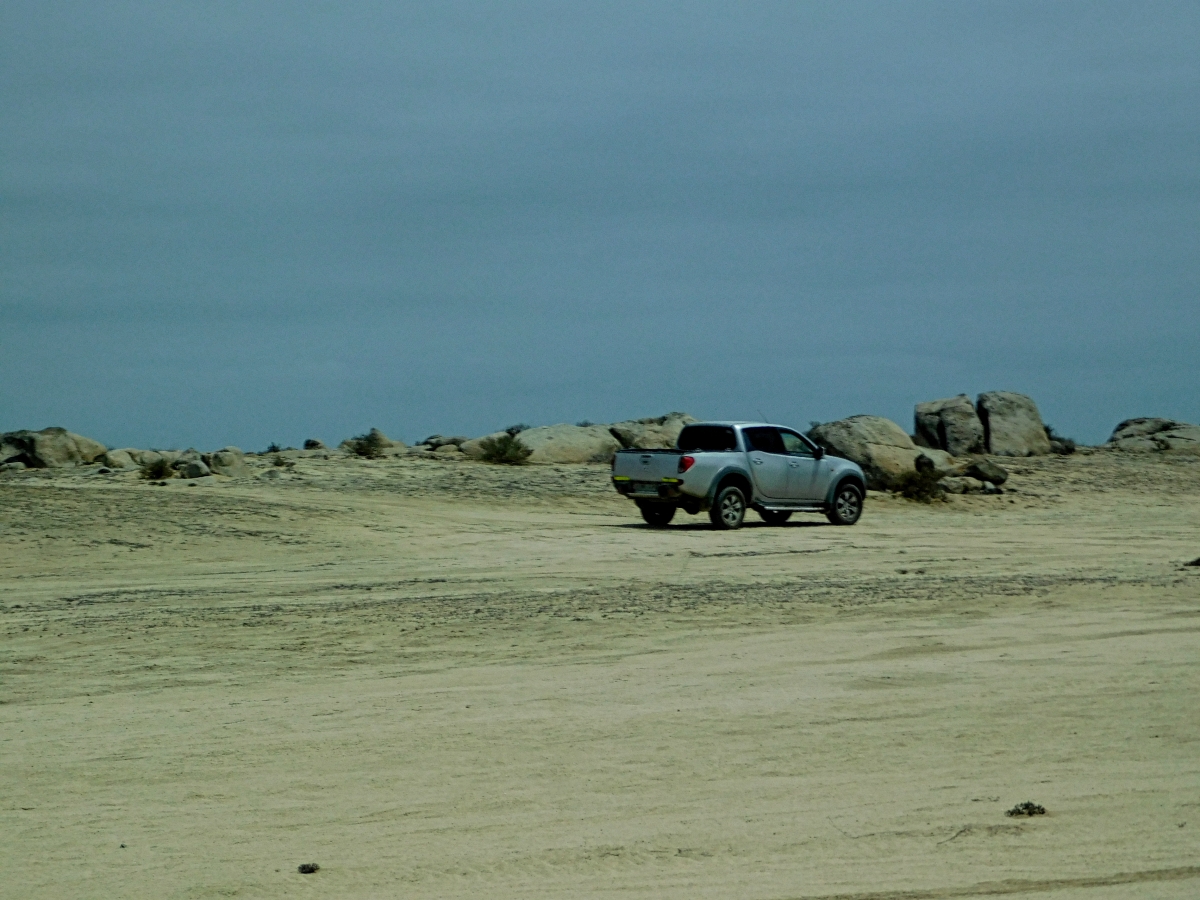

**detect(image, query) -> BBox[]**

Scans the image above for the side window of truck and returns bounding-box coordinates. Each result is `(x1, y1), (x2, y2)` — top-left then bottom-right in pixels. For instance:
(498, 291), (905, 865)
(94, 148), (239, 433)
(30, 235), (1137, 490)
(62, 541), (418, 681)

(678, 426), (737, 452)
(780, 430), (814, 457)
(744, 427), (786, 455)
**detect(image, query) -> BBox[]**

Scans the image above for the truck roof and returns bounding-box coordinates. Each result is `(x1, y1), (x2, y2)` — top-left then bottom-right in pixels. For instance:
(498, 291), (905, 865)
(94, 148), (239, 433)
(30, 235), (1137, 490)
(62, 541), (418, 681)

(689, 421), (781, 429)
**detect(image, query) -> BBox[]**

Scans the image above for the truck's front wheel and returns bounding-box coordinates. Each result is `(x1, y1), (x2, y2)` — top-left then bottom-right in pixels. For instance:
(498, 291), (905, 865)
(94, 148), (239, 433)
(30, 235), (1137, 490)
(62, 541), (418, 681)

(638, 503), (677, 528)
(709, 485), (747, 530)
(826, 482), (863, 525)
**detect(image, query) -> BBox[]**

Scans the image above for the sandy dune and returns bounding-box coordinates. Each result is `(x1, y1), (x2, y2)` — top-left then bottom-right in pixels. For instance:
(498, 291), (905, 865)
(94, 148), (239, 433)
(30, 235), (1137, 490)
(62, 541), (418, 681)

(3, 450), (1199, 898)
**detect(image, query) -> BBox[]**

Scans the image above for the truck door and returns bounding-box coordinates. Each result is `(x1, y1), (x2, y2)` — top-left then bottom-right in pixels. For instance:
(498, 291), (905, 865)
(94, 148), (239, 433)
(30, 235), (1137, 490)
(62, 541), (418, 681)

(779, 429), (819, 499)
(743, 427), (790, 499)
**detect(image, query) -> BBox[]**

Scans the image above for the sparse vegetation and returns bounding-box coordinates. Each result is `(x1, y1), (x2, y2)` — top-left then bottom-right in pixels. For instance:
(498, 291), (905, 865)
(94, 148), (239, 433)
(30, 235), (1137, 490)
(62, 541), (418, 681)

(273, 455), (293, 468)
(479, 432), (532, 465)
(303, 439), (323, 450)
(346, 430), (388, 459)
(893, 467), (943, 503)
(1006, 801), (1046, 817)
(505, 424), (530, 436)
(139, 457), (174, 480)
(575, 420), (595, 427)
(266, 443), (282, 453)
(1044, 425), (1077, 455)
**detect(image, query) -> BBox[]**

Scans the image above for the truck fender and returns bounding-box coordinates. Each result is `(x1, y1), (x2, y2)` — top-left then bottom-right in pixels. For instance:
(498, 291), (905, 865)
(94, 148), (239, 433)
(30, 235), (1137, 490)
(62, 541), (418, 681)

(705, 467), (755, 510)
(825, 472), (866, 508)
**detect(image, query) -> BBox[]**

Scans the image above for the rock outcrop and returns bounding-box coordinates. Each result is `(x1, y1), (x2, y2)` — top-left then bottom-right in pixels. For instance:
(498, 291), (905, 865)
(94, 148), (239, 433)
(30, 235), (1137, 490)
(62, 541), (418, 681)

(976, 392), (1052, 456)
(1107, 418), (1200, 452)
(808, 415), (955, 490)
(462, 413), (694, 463)
(914, 395), (985, 456)
(458, 431), (507, 460)
(203, 447), (249, 476)
(0, 427), (107, 468)
(608, 413), (697, 450)
(513, 424), (622, 464)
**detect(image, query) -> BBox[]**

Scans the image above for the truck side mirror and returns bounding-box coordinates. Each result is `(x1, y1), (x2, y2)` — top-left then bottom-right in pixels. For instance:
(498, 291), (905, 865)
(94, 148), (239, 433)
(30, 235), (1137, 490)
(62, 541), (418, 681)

(814, 446), (825, 460)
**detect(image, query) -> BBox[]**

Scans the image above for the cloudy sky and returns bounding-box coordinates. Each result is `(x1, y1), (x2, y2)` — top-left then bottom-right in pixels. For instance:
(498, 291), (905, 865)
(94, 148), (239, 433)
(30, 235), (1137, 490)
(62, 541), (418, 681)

(3, 1), (1197, 449)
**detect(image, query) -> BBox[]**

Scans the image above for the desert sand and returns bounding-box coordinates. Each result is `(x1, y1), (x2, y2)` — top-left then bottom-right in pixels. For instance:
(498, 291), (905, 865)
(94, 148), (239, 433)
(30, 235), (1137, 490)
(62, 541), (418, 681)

(3, 449), (1199, 899)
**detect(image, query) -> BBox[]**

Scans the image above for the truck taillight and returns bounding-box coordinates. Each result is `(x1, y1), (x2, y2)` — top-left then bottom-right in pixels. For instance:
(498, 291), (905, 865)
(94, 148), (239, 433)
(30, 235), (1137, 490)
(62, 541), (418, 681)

(678, 455), (695, 473)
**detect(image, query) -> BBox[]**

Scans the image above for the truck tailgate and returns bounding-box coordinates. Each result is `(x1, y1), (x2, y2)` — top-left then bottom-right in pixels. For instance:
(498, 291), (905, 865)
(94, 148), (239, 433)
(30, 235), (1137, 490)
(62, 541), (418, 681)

(612, 449), (681, 486)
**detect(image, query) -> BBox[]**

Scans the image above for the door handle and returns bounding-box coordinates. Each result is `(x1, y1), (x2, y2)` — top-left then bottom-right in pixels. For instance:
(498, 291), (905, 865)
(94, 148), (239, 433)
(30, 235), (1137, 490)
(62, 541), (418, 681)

(752, 458), (763, 465)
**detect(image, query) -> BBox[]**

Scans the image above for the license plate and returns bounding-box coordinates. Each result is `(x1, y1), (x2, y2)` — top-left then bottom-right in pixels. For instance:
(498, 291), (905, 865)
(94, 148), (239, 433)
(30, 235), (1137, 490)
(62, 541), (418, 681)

(633, 482), (661, 495)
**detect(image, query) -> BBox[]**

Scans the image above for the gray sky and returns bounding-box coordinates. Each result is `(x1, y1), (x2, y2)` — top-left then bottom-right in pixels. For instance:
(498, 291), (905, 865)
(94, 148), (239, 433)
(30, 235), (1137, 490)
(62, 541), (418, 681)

(3, 1), (1197, 450)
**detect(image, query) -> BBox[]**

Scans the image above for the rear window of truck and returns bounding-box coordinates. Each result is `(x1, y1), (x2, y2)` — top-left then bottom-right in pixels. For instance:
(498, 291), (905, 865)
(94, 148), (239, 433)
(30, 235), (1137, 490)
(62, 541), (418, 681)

(677, 425), (737, 452)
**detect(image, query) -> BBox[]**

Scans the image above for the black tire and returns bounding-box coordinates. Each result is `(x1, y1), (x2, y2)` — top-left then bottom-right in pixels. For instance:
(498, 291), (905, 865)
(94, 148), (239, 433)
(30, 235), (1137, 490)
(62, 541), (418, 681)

(758, 509), (792, 525)
(638, 503), (677, 528)
(709, 485), (747, 530)
(826, 482), (864, 526)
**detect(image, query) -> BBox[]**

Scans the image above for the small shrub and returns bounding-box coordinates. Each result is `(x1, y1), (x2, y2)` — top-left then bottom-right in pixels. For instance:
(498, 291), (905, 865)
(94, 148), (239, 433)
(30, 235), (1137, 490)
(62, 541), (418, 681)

(479, 433), (532, 465)
(1044, 425), (1076, 455)
(893, 468), (943, 503)
(346, 430), (388, 459)
(303, 439), (324, 450)
(575, 420), (595, 428)
(139, 457), (174, 480)
(272, 455), (293, 468)
(505, 423), (530, 436)
(1005, 801), (1046, 817)
(266, 443), (282, 453)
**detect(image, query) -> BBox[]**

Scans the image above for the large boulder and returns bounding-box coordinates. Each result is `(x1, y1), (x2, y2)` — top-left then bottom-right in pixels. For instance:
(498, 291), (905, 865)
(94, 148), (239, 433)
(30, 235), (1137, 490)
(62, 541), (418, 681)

(914, 395), (985, 456)
(134, 449), (181, 468)
(1107, 418), (1200, 452)
(964, 457), (1009, 485)
(179, 459), (211, 479)
(204, 447), (249, 476)
(976, 392), (1052, 456)
(809, 415), (955, 490)
(0, 427), (107, 468)
(939, 476), (987, 494)
(608, 412), (698, 450)
(419, 434), (469, 449)
(515, 424), (622, 464)
(102, 448), (139, 469)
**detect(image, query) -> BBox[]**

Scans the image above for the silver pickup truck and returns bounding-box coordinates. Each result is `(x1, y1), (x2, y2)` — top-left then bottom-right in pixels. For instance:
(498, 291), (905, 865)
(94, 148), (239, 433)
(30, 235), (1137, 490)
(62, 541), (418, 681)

(611, 422), (866, 529)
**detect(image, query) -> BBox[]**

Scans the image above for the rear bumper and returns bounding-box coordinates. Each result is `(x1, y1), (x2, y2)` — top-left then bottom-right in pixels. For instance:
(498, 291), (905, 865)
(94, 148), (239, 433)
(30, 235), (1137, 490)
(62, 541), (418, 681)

(612, 477), (685, 501)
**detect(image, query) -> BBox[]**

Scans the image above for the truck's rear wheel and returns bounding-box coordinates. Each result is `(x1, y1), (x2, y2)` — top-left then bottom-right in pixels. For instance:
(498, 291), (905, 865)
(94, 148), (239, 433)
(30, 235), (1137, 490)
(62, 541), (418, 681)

(826, 482), (863, 525)
(638, 503), (676, 528)
(709, 485), (746, 530)
(758, 509), (792, 525)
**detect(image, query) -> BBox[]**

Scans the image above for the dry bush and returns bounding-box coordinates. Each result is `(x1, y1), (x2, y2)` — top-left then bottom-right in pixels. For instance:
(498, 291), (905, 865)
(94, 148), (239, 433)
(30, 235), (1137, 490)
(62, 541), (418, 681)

(893, 468), (943, 503)
(138, 458), (174, 480)
(479, 433), (532, 465)
(346, 430), (388, 459)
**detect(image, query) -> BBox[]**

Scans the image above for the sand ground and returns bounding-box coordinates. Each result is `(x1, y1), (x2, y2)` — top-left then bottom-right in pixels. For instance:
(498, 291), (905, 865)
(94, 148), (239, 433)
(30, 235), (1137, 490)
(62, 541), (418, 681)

(2, 449), (1199, 899)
